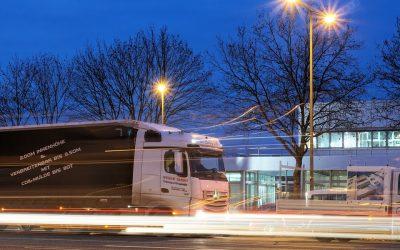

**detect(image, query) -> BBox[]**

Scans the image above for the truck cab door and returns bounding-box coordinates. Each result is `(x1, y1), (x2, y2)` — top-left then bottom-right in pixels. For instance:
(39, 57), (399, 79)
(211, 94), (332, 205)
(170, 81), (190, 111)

(392, 170), (400, 216)
(140, 149), (162, 207)
(160, 150), (191, 213)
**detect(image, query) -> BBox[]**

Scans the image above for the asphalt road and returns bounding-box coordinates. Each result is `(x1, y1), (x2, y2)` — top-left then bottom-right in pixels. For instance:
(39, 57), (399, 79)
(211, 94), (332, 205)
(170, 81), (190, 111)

(0, 231), (399, 250)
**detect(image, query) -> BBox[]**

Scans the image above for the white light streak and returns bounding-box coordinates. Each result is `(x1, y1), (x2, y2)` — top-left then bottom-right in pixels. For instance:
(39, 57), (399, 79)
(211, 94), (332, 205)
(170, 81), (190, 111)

(188, 106), (259, 131)
(0, 212), (399, 240)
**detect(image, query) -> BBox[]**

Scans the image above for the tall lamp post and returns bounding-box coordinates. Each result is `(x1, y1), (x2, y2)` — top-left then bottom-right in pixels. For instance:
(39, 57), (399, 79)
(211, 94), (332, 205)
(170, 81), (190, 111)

(281, 0), (340, 191)
(155, 80), (169, 125)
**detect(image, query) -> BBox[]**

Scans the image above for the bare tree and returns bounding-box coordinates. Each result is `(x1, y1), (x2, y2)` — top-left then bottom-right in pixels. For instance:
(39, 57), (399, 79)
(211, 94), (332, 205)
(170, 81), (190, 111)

(71, 27), (212, 125)
(147, 28), (213, 125)
(0, 57), (35, 126)
(213, 15), (366, 197)
(26, 54), (73, 124)
(105, 34), (153, 121)
(71, 43), (124, 121)
(375, 18), (400, 126)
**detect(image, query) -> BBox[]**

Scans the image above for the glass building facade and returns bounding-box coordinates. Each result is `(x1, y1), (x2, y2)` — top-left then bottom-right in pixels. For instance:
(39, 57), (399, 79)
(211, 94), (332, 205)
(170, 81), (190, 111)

(227, 171), (277, 210)
(224, 129), (400, 210)
(226, 170), (347, 210)
(315, 130), (400, 149)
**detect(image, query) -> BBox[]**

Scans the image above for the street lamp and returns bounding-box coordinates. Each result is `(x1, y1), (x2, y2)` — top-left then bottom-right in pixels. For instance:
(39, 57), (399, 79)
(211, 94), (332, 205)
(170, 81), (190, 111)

(322, 12), (337, 25)
(286, 0), (299, 5)
(280, 0), (341, 191)
(155, 80), (169, 125)
(320, 11), (339, 29)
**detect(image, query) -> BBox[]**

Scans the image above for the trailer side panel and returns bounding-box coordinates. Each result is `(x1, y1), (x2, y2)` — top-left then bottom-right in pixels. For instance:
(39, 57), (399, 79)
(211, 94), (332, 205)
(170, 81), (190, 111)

(0, 124), (137, 209)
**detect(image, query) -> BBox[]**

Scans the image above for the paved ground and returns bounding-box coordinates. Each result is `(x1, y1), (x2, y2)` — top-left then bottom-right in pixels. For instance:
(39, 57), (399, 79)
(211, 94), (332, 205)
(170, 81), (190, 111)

(0, 231), (399, 250)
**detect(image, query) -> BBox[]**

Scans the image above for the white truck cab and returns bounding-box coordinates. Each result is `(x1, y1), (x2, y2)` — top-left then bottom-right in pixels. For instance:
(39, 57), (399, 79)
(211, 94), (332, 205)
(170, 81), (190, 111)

(134, 122), (229, 215)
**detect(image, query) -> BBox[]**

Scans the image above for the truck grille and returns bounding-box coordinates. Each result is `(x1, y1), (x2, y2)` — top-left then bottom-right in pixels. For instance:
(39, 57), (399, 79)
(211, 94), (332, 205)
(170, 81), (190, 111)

(203, 191), (229, 212)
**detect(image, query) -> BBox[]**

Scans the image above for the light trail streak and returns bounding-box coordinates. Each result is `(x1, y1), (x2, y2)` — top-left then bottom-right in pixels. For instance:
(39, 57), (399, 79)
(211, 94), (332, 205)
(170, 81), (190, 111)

(188, 103), (303, 132)
(217, 103), (305, 140)
(251, 103), (304, 128)
(219, 130), (308, 140)
(188, 106), (259, 131)
(230, 197), (260, 209)
(0, 212), (399, 240)
(218, 130), (300, 140)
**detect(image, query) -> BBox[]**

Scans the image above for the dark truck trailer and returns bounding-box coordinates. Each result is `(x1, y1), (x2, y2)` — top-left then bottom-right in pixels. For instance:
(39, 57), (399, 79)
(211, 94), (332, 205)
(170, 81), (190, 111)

(0, 121), (138, 210)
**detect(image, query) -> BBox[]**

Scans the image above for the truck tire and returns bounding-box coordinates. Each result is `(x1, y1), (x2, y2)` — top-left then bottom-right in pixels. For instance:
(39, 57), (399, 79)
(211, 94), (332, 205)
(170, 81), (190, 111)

(19, 225), (34, 232)
(316, 237), (333, 242)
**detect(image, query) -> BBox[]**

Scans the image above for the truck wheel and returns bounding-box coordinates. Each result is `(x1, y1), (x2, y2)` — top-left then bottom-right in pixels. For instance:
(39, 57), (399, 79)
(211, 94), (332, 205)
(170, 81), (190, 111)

(316, 237), (333, 242)
(19, 225), (33, 232)
(337, 238), (351, 243)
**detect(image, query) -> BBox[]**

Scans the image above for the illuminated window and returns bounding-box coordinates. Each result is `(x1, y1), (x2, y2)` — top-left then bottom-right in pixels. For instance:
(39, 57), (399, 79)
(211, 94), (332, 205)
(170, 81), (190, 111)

(372, 131), (387, 147)
(227, 172), (242, 182)
(306, 136), (317, 148)
(246, 172), (257, 182)
(317, 133), (330, 148)
(388, 131), (400, 147)
(229, 183), (243, 205)
(330, 132), (343, 148)
(331, 171), (347, 181)
(357, 132), (372, 148)
(246, 183), (258, 208)
(344, 132), (357, 148)
(258, 172), (275, 184)
(315, 170), (331, 182)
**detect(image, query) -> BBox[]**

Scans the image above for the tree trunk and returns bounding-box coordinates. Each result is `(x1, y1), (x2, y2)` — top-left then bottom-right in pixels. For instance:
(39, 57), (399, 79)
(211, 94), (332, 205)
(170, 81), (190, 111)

(292, 156), (303, 199)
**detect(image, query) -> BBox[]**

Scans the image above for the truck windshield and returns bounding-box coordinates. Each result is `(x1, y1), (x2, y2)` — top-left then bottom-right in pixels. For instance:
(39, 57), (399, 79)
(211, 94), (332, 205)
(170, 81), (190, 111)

(188, 149), (226, 181)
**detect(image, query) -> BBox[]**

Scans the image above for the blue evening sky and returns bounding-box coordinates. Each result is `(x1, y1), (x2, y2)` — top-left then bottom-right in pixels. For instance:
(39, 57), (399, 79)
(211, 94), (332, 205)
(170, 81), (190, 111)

(0, 0), (399, 67)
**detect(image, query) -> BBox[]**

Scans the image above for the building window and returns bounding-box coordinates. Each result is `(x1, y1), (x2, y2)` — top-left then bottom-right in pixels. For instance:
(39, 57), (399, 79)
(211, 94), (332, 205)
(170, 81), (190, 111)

(357, 132), (372, 148)
(372, 131), (387, 148)
(258, 183), (276, 205)
(315, 170), (331, 182)
(229, 183), (243, 206)
(344, 132), (357, 148)
(258, 171), (275, 185)
(388, 131), (400, 147)
(331, 171), (347, 181)
(331, 182), (347, 188)
(227, 172), (242, 182)
(258, 172), (268, 184)
(317, 133), (330, 148)
(330, 132), (343, 148)
(246, 184), (258, 208)
(246, 172), (257, 182)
